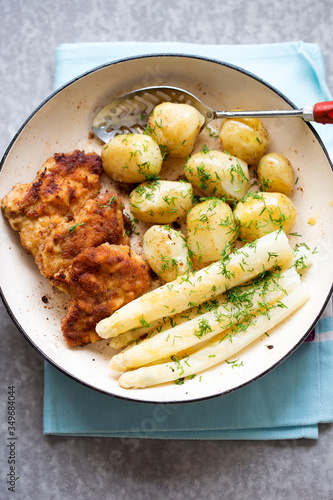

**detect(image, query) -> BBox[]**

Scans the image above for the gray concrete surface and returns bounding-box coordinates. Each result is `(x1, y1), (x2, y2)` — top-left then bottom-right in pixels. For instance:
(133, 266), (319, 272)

(1, 1), (333, 499)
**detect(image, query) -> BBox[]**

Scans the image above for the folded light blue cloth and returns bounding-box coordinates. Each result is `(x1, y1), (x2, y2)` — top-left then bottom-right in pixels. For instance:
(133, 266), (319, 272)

(43, 41), (333, 439)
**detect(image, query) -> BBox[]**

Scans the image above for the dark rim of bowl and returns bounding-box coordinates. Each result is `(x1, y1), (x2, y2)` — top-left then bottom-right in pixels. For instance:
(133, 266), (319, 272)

(1, 53), (332, 405)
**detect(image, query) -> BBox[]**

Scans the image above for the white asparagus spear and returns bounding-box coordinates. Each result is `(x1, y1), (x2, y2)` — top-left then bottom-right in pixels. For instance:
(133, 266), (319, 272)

(110, 266), (300, 371)
(117, 282), (310, 389)
(108, 246), (312, 349)
(97, 230), (293, 338)
(109, 295), (228, 349)
(108, 306), (208, 349)
(109, 322), (160, 350)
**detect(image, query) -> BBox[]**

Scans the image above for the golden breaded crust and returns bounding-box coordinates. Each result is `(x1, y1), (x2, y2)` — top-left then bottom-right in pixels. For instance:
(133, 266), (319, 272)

(1, 150), (103, 256)
(35, 191), (130, 281)
(59, 244), (151, 347)
(1, 150), (151, 348)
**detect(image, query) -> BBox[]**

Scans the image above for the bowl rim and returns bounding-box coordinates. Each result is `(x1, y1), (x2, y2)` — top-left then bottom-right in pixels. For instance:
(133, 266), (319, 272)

(1, 53), (332, 404)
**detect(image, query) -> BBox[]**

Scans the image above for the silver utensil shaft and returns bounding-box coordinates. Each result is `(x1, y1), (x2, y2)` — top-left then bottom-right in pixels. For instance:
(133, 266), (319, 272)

(214, 106), (313, 121)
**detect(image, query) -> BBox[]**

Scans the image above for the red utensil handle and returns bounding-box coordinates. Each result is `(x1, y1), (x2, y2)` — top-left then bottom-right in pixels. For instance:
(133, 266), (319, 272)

(313, 101), (333, 124)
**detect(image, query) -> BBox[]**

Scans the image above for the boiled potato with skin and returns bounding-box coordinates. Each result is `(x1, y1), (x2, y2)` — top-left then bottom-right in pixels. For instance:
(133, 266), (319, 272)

(147, 102), (204, 158)
(234, 192), (296, 241)
(257, 152), (295, 195)
(219, 116), (270, 165)
(129, 180), (193, 223)
(186, 198), (237, 263)
(101, 133), (162, 183)
(184, 148), (250, 201)
(143, 225), (191, 282)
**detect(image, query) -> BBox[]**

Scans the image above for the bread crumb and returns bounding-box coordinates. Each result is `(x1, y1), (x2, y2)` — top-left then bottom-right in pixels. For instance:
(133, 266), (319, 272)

(307, 216), (318, 225)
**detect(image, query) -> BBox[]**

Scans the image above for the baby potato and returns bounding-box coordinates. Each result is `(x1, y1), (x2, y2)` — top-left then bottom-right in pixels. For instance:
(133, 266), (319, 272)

(257, 152), (295, 195)
(129, 180), (193, 223)
(184, 149), (250, 201)
(186, 198), (237, 263)
(147, 102), (204, 158)
(234, 192), (296, 241)
(143, 225), (191, 282)
(219, 116), (270, 165)
(101, 133), (162, 183)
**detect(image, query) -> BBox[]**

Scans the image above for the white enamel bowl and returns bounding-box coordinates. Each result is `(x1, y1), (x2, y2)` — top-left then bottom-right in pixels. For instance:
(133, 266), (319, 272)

(0, 55), (332, 403)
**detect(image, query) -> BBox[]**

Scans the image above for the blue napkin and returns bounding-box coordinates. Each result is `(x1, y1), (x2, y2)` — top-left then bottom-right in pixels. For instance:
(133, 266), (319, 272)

(43, 41), (333, 439)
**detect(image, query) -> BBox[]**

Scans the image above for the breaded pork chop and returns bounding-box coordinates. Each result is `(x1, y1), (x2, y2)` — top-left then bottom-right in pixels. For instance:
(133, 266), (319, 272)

(58, 243), (151, 347)
(1, 150), (103, 257)
(35, 191), (130, 284)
